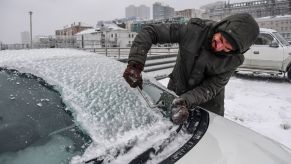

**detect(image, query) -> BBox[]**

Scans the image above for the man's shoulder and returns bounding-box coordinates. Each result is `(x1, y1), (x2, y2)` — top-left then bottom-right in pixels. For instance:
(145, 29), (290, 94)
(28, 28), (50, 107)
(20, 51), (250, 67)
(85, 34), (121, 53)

(188, 18), (215, 27)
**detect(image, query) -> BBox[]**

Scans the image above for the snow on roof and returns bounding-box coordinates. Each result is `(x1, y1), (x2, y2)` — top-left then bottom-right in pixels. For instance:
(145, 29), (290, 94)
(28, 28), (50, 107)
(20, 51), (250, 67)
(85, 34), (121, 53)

(75, 28), (100, 35)
(100, 23), (127, 31)
(256, 15), (291, 20)
(260, 28), (277, 33)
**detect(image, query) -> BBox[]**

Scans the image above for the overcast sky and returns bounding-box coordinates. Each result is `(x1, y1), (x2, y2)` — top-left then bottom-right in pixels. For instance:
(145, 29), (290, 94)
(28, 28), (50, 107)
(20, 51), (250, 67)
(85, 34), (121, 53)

(0, 0), (248, 44)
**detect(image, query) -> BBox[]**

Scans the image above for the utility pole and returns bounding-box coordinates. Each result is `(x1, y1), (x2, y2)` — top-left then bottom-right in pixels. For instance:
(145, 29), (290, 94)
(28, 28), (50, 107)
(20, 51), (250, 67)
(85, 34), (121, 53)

(101, 24), (109, 56)
(29, 11), (33, 48)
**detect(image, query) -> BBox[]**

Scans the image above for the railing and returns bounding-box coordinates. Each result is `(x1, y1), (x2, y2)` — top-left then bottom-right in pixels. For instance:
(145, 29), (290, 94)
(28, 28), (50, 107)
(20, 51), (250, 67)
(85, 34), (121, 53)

(82, 47), (179, 59)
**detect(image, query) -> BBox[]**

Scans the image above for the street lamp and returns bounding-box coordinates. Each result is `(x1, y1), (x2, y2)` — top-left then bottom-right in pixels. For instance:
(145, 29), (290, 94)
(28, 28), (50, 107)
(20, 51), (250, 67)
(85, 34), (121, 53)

(29, 11), (33, 48)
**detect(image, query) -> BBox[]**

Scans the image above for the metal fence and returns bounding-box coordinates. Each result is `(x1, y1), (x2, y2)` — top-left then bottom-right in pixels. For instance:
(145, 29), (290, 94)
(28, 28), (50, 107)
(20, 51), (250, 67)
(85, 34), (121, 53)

(0, 36), (179, 58)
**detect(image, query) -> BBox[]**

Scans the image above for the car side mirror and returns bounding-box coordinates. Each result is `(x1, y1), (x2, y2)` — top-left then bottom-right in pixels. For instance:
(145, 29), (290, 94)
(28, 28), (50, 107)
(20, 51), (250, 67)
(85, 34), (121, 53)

(269, 41), (279, 48)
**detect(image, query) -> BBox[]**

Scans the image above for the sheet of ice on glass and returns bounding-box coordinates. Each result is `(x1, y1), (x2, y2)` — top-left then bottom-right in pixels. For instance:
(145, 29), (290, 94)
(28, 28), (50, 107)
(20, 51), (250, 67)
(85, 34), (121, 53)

(0, 49), (192, 163)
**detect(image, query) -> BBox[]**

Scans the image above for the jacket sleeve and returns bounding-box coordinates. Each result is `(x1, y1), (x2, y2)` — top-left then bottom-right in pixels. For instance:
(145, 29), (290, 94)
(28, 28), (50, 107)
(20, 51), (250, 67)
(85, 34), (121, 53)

(128, 23), (187, 65)
(180, 70), (234, 108)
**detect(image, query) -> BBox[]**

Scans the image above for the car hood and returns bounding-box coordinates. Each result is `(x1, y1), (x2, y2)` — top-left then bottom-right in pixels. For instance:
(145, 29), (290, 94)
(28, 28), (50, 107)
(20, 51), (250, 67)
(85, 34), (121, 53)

(177, 112), (291, 164)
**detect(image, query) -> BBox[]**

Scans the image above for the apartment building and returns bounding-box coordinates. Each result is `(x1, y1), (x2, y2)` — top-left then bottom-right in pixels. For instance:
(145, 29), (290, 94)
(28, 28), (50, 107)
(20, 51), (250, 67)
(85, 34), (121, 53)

(153, 2), (175, 20)
(203, 0), (291, 21)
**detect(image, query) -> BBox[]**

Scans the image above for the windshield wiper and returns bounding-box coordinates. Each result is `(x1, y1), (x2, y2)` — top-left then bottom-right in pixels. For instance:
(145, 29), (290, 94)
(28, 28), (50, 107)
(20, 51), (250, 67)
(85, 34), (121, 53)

(128, 124), (183, 164)
(85, 138), (138, 164)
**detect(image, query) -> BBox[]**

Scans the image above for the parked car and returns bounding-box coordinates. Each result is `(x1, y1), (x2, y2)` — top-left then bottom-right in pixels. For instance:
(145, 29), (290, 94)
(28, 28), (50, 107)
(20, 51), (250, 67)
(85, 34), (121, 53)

(238, 28), (291, 80)
(0, 49), (291, 164)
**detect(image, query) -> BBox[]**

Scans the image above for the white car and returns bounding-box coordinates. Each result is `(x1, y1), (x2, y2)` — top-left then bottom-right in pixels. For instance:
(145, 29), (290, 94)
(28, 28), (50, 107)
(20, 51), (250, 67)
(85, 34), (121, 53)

(238, 28), (291, 80)
(0, 49), (290, 164)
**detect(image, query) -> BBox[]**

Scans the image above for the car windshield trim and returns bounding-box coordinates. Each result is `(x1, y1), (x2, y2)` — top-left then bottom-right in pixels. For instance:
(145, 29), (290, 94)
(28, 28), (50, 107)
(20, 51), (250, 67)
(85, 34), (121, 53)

(160, 107), (209, 163)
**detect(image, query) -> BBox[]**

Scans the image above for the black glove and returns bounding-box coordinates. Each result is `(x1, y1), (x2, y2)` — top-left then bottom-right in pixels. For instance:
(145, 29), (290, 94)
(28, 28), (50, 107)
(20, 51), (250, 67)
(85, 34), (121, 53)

(171, 97), (189, 125)
(123, 61), (144, 89)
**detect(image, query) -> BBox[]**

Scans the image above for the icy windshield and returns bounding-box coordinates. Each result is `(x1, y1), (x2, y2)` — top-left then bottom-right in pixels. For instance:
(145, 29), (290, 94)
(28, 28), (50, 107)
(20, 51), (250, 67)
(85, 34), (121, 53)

(0, 68), (91, 164)
(0, 49), (173, 163)
(0, 49), (207, 164)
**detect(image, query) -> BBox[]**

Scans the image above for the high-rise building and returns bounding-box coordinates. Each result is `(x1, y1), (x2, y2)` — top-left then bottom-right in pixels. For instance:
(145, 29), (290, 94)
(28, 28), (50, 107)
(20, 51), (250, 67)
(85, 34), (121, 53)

(21, 31), (30, 44)
(125, 5), (150, 20)
(153, 2), (175, 20)
(126, 5), (137, 19)
(138, 5), (150, 20)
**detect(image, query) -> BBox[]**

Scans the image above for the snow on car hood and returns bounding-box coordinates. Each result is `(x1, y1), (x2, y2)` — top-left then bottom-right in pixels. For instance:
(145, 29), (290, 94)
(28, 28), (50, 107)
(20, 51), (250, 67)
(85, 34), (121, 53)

(0, 49), (183, 162)
(177, 112), (291, 164)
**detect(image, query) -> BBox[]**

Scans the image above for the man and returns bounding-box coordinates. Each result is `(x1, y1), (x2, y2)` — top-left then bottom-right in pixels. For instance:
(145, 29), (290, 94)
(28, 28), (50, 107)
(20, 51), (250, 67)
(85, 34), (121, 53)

(123, 13), (259, 124)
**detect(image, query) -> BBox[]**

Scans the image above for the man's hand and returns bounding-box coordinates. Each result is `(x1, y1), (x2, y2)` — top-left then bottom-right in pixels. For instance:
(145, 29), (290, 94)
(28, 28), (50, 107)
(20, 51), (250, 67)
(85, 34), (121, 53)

(123, 61), (144, 89)
(171, 97), (189, 125)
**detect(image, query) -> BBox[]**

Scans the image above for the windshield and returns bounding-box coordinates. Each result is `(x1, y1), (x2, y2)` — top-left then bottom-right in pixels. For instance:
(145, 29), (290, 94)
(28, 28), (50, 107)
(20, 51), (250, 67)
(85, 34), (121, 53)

(0, 50), (209, 164)
(0, 68), (91, 164)
(273, 32), (290, 46)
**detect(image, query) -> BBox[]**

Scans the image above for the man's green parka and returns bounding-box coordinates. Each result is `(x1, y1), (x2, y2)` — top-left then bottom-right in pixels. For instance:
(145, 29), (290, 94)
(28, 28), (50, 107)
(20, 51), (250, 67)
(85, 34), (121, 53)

(128, 13), (259, 116)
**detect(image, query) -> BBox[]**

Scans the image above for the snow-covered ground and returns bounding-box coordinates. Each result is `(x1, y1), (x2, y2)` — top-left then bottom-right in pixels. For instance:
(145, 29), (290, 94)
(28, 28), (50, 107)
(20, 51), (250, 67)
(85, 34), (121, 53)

(158, 76), (291, 149)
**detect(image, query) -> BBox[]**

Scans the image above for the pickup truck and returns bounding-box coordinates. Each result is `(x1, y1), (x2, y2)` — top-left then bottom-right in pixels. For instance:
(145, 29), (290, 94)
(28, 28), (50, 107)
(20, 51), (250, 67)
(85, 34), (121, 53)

(237, 28), (291, 80)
